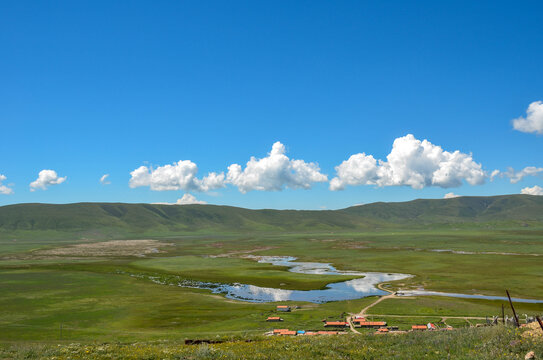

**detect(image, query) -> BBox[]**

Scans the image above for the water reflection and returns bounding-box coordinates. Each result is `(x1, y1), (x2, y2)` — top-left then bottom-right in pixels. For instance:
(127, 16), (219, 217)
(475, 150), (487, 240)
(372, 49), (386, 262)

(129, 256), (543, 304)
(179, 256), (411, 303)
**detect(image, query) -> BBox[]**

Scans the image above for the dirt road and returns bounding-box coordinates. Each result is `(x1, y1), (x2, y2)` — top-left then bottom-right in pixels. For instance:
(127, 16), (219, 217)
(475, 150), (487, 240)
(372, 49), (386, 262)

(347, 284), (490, 334)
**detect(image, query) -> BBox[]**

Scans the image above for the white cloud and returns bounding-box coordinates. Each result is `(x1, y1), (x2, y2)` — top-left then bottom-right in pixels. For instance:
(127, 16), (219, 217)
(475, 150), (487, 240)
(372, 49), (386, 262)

(176, 193), (207, 205)
(153, 193), (207, 205)
(504, 166), (543, 183)
(490, 169), (500, 181)
(226, 142), (328, 193)
(330, 134), (486, 191)
(444, 192), (460, 199)
(29, 170), (66, 191)
(100, 174), (111, 185)
(329, 153), (378, 191)
(129, 160), (225, 192)
(0, 175), (14, 195)
(512, 101), (543, 134)
(521, 185), (543, 196)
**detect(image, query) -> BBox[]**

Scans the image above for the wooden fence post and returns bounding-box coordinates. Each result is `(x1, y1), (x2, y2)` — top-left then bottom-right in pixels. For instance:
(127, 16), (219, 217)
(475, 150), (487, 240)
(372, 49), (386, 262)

(506, 290), (519, 327)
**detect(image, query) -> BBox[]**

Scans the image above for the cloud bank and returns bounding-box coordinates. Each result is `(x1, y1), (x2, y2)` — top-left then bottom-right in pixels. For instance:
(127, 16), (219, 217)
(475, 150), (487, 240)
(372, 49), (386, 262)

(0, 175), (14, 195)
(30, 170), (66, 191)
(226, 142), (328, 193)
(443, 192), (460, 199)
(330, 134), (486, 190)
(129, 142), (326, 194)
(521, 185), (543, 196)
(129, 161), (225, 192)
(512, 101), (543, 135)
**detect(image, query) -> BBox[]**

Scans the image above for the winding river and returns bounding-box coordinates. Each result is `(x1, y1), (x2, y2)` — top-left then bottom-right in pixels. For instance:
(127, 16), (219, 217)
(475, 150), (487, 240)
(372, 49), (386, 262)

(132, 256), (543, 304)
(210, 256), (411, 303)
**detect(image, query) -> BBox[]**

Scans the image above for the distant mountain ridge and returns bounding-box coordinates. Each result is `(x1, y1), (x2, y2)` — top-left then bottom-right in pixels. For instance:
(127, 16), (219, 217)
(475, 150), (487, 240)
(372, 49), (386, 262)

(1, 195), (542, 239)
(342, 194), (543, 222)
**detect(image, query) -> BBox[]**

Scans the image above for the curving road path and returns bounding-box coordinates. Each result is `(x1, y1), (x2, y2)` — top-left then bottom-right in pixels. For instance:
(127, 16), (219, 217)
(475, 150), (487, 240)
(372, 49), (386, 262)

(347, 284), (490, 334)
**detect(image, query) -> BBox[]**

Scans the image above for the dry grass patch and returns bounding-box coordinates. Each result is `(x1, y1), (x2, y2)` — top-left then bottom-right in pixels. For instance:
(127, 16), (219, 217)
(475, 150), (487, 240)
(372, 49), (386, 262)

(522, 322), (543, 341)
(36, 240), (173, 257)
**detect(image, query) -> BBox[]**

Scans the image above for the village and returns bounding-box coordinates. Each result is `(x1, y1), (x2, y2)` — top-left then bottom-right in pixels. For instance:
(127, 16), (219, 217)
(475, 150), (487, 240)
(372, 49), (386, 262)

(265, 303), (543, 337)
(265, 305), (449, 336)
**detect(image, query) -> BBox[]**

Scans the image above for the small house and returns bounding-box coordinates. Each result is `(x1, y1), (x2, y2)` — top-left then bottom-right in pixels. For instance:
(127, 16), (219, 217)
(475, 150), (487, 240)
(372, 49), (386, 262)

(278, 330), (296, 336)
(412, 325), (427, 331)
(276, 305), (291, 312)
(324, 321), (349, 328)
(267, 317), (283, 322)
(354, 320), (387, 328)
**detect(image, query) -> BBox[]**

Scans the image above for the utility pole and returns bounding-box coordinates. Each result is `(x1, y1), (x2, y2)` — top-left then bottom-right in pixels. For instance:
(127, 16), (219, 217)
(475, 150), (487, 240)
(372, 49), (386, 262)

(501, 304), (505, 325)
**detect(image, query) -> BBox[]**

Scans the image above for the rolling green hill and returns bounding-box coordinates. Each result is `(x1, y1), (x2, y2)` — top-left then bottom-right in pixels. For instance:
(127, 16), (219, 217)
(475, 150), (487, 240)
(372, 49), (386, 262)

(342, 194), (543, 223)
(1, 194), (543, 240)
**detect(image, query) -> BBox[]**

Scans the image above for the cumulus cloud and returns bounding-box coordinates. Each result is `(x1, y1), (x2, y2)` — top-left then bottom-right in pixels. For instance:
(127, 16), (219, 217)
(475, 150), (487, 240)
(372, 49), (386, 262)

(100, 174), (111, 185)
(444, 192), (460, 199)
(226, 142), (328, 193)
(329, 153), (378, 191)
(512, 101), (543, 134)
(176, 193), (207, 205)
(521, 185), (543, 196)
(129, 160), (225, 192)
(504, 166), (543, 183)
(0, 175), (14, 195)
(29, 170), (66, 191)
(153, 193), (207, 205)
(330, 134), (486, 191)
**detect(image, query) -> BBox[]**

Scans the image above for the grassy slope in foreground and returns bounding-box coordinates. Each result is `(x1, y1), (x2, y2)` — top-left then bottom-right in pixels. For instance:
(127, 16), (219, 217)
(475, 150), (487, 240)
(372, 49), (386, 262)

(1, 327), (542, 360)
(1, 195), (543, 240)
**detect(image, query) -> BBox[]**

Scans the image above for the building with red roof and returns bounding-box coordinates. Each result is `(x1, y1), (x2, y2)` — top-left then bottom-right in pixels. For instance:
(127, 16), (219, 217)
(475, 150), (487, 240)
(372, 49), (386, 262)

(324, 321), (349, 327)
(412, 325), (427, 331)
(353, 320), (387, 328)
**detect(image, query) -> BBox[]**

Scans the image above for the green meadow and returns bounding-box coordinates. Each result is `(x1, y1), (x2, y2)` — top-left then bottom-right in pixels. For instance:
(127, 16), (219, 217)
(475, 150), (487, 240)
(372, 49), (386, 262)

(1, 197), (542, 359)
(1, 228), (542, 343)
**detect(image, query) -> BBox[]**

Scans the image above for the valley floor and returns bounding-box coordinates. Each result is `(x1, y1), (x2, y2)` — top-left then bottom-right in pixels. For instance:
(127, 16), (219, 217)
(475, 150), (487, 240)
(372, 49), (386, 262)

(1, 229), (542, 351)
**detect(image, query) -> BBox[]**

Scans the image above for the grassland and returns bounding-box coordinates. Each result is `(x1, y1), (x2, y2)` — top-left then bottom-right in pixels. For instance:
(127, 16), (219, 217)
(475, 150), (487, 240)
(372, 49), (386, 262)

(131, 255), (359, 290)
(1, 228), (542, 344)
(1, 196), (543, 358)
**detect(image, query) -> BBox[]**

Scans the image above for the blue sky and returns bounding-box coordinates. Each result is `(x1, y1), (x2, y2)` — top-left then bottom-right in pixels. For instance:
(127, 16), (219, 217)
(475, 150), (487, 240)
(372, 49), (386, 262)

(1, 0), (542, 209)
